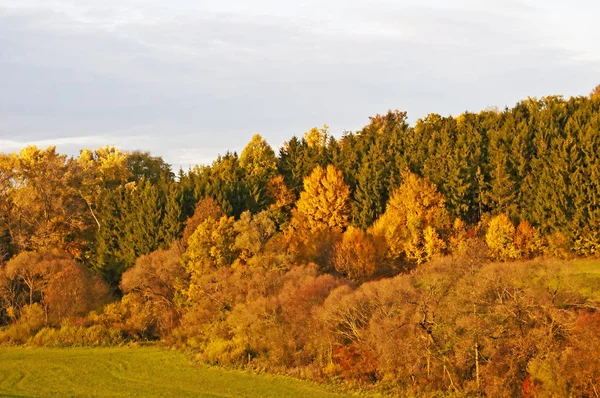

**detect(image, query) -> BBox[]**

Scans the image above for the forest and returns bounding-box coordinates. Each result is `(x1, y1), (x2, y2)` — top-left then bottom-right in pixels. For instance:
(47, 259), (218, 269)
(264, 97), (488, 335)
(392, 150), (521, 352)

(0, 88), (599, 396)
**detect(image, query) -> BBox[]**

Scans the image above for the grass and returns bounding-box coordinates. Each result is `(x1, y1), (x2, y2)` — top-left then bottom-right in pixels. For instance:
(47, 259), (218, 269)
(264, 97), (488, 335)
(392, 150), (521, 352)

(562, 258), (600, 301)
(0, 347), (343, 398)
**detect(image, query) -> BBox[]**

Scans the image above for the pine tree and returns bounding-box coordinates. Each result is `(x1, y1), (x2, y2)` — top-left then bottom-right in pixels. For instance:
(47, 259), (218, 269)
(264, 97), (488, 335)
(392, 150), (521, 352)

(159, 184), (183, 247)
(240, 134), (278, 212)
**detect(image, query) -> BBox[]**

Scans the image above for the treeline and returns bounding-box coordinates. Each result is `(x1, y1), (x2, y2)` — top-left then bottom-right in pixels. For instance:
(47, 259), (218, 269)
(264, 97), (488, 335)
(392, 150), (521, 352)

(0, 88), (599, 396)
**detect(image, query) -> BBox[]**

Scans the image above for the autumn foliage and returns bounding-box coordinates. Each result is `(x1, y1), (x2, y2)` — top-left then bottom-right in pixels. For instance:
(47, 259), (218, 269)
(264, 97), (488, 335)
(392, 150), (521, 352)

(1, 89), (600, 395)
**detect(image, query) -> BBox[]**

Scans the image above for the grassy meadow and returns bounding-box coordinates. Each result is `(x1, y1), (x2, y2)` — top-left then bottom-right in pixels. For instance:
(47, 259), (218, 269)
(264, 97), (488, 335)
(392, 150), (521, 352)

(0, 347), (343, 398)
(551, 258), (600, 301)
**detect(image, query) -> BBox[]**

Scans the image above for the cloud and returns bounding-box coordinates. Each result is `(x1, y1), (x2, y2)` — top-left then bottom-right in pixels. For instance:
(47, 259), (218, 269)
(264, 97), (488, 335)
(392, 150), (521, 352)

(0, 0), (599, 169)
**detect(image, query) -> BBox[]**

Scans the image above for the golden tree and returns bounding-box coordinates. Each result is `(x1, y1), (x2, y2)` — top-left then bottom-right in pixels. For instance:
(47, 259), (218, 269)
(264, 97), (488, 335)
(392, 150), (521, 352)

(6, 146), (90, 257)
(333, 227), (384, 282)
(239, 134), (277, 180)
(266, 175), (296, 213)
(184, 215), (238, 275)
(514, 220), (544, 259)
(77, 146), (130, 229)
(182, 197), (223, 242)
(485, 214), (520, 261)
(286, 165), (350, 267)
(293, 165), (351, 233)
(304, 125), (329, 148)
(372, 171), (450, 265)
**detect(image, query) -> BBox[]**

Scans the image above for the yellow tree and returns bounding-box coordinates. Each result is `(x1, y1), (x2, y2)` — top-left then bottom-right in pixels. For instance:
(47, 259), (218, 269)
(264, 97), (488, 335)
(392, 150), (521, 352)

(78, 146), (130, 187)
(590, 84), (600, 100)
(287, 165), (350, 267)
(7, 146), (90, 258)
(77, 146), (130, 229)
(240, 134), (278, 211)
(485, 214), (520, 261)
(514, 220), (544, 259)
(372, 171), (450, 265)
(182, 197), (223, 242)
(184, 215), (238, 275)
(304, 125), (329, 148)
(266, 175), (296, 214)
(0, 154), (16, 261)
(239, 134), (277, 180)
(333, 227), (385, 282)
(293, 165), (351, 232)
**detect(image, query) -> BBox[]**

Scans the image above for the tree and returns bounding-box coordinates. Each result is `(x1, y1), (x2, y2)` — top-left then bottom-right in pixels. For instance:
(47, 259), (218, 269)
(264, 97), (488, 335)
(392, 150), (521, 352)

(184, 215), (238, 275)
(207, 153), (249, 218)
(240, 135), (278, 179)
(293, 165), (351, 233)
(304, 125), (329, 149)
(7, 146), (91, 258)
(182, 197), (223, 242)
(485, 214), (520, 261)
(89, 178), (175, 286)
(513, 221), (543, 259)
(333, 227), (384, 282)
(120, 246), (188, 337)
(590, 84), (600, 100)
(78, 146), (130, 188)
(278, 136), (307, 193)
(234, 211), (277, 262)
(78, 146), (130, 230)
(278, 129), (331, 195)
(372, 172), (450, 265)
(265, 175), (296, 226)
(0, 154), (16, 263)
(2, 250), (108, 324)
(240, 135), (278, 212)
(159, 184), (184, 247)
(352, 143), (391, 229)
(484, 154), (517, 217)
(126, 151), (173, 183)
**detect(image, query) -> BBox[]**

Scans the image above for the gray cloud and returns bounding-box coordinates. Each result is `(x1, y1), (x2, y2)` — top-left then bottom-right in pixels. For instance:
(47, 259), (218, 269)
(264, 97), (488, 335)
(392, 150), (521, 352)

(0, 1), (599, 168)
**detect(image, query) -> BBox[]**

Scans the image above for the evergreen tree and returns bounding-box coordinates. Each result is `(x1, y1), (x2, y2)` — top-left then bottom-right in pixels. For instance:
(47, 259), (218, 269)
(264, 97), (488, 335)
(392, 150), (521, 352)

(240, 134), (278, 212)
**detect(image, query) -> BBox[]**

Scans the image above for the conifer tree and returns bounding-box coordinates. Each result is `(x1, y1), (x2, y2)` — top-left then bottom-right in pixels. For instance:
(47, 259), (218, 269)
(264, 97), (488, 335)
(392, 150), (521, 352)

(240, 134), (278, 212)
(159, 184), (184, 247)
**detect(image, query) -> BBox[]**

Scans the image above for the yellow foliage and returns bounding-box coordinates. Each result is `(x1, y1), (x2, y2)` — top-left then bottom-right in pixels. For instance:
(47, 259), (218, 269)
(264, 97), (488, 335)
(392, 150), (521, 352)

(185, 216), (237, 275)
(333, 227), (384, 282)
(5, 146), (89, 256)
(78, 146), (130, 185)
(485, 214), (520, 261)
(372, 172), (450, 265)
(423, 226), (446, 260)
(239, 134), (277, 180)
(285, 224), (341, 268)
(449, 218), (469, 255)
(294, 165), (351, 233)
(304, 125), (329, 148)
(514, 221), (544, 259)
(545, 231), (571, 259)
(266, 175), (295, 213)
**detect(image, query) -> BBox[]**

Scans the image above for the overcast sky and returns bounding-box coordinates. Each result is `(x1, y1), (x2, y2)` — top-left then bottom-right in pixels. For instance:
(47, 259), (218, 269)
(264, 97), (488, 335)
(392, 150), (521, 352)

(1, 0), (599, 169)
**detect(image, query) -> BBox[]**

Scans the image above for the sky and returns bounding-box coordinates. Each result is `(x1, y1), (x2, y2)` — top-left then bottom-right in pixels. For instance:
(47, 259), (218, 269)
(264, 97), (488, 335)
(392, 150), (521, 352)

(0, 0), (599, 169)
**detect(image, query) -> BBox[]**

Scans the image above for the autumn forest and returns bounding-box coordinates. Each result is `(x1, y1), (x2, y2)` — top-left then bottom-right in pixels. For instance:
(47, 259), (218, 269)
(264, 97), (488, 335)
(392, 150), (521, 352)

(1, 89), (600, 396)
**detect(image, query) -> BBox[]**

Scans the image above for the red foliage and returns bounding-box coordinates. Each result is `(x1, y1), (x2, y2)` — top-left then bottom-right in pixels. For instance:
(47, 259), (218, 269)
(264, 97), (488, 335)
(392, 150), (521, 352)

(522, 377), (537, 398)
(333, 343), (378, 383)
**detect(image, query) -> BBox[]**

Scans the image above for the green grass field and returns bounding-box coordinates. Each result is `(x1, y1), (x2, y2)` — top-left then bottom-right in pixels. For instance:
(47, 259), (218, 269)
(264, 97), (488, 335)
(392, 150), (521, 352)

(0, 347), (343, 398)
(559, 258), (600, 301)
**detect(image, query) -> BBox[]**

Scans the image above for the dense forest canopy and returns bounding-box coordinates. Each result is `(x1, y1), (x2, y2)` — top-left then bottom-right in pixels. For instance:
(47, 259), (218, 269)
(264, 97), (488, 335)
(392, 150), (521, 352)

(0, 88), (599, 396)
(1, 90), (598, 274)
